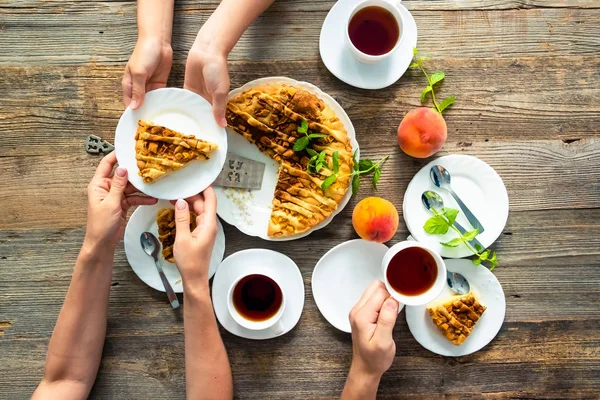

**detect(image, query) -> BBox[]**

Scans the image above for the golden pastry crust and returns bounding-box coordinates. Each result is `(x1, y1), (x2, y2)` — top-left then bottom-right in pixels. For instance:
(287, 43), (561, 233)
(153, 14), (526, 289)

(226, 84), (354, 237)
(156, 208), (197, 263)
(135, 120), (218, 183)
(427, 292), (487, 346)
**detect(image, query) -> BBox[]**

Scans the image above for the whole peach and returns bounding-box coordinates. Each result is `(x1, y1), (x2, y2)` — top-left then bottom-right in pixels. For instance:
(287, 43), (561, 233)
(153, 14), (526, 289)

(397, 107), (447, 158)
(352, 197), (399, 243)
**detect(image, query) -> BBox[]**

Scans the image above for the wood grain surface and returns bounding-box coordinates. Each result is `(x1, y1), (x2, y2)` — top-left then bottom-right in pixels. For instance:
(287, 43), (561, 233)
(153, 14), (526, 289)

(0, 0), (599, 399)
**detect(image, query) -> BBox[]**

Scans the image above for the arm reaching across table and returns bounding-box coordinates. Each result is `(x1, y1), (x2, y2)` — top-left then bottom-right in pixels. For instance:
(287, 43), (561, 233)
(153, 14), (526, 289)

(32, 153), (157, 400)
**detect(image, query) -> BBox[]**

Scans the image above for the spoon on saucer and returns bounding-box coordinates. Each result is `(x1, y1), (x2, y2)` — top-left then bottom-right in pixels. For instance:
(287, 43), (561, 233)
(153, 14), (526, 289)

(430, 165), (485, 234)
(140, 232), (180, 309)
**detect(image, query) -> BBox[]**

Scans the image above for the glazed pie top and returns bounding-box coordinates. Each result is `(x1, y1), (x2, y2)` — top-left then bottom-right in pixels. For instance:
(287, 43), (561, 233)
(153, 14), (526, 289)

(226, 84), (354, 237)
(135, 120), (218, 183)
(156, 208), (197, 263)
(426, 292), (487, 346)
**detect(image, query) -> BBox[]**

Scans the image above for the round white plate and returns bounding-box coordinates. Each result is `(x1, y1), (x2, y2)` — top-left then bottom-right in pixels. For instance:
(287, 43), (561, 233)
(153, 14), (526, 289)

(312, 239), (405, 333)
(403, 155), (509, 258)
(212, 249), (305, 340)
(215, 77), (359, 241)
(124, 200), (226, 293)
(405, 259), (506, 356)
(319, 0), (418, 90)
(115, 88), (228, 200)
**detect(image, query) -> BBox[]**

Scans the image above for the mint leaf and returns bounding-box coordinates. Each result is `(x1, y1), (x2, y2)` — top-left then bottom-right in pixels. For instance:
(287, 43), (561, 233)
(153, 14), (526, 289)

(297, 119), (308, 134)
(438, 95), (455, 113)
(474, 243), (484, 252)
(472, 258), (482, 266)
(372, 168), (381, 189)
(307, 133), (327, 140)
(315, 161), (324, 173)
(352, 150), (359, 171)
(318, 150), (327, 164)
(421, 86), (432, 104)
(293, 136), (310, 152)
(442, 207), (459, 226)
(489, 251), (497, 264)
(440, 237), (462, 247)
(424, 215), (451, 235)
(306, 148), (318, 157)
(480, 249), (490, 260)
(463, 229), (479, 241)
(430, 72), (445, 85)
(413, 47), (418, 56)
(352, 174), (360, 196)
(409, 61), (421, 69)
(321, 174), (337, 191)
(332, 151), (340, 174)
(358, 159), (374, 172)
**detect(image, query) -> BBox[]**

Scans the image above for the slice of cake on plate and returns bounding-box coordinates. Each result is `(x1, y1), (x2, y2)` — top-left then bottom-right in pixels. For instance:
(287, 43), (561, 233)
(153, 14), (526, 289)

(135, 120), (218, 183)
(427, 292), (487, 345)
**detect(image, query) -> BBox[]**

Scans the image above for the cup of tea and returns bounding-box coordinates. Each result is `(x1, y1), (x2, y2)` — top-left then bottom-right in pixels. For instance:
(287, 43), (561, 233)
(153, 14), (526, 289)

(381, 241), (446, 306)
(345, 0), (406, 64)
(227, 269), (286, 334)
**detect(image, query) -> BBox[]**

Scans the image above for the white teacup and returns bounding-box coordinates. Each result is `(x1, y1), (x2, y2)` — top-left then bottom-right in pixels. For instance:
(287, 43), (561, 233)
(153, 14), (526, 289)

(227, 268), (286, 334)
(345, 0), (407, 64)
(381, 241), (446, 306)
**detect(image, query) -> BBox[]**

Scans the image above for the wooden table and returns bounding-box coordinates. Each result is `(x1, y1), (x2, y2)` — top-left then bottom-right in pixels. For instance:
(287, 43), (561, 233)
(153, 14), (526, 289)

(1, 1), (599, 398)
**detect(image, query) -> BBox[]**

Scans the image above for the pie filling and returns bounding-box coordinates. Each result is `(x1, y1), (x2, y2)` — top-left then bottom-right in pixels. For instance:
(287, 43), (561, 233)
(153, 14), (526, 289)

(226, 84), (354, 237)
(156, 208), (197, 263)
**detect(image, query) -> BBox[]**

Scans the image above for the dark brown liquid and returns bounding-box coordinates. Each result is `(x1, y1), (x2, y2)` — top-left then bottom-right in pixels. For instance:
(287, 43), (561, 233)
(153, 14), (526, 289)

(348, 6), (400, 56)
(232, 274), (283, 322)
(386, 247), (437, 296)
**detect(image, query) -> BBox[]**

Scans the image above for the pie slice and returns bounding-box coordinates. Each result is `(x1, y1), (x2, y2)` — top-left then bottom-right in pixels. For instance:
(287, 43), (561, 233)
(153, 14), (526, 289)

(156, 208), (197, 263)
(135, 120), (219, 183)
(427, 292), (487, 346)
(226, 84), (354, 237)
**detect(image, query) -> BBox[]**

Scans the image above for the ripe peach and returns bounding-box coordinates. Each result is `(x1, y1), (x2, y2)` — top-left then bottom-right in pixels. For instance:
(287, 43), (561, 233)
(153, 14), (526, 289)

(352, 197), (399, 243)
(397, 107), (447, 158)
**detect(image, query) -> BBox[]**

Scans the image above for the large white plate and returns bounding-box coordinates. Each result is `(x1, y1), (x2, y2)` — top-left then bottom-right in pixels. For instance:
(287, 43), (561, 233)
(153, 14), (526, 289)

(319, 0), (418, 90)
(405, 259), (506, 356)
(124, 200), (226, 293)
(215, 77), (359, 241)
(212, 249), (305, 340)
(115, 88), (228, 200)
(403, 154), (509, 258)
(312, 239), (404, 333)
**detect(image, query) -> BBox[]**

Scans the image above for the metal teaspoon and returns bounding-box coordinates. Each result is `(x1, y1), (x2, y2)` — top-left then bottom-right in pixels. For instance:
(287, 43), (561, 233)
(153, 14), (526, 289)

(140, 232), (180, 309)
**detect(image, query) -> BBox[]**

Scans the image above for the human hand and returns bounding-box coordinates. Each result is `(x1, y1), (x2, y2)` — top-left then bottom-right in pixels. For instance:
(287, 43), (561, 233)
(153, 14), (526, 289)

(184, 41), (230, 128)
(348, 280), (399, 379)
(173, 187), (219, 288)
(122, 36), (173, 109)
(86, 152), (157, 251)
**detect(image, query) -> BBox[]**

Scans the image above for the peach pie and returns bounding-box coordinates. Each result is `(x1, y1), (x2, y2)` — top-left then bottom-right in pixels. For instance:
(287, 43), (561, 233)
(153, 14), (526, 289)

(156, 208), (197, 263)
(135, 120), (218, 183)
(427, 292), (487, 346)
(226, 84), (354, 237)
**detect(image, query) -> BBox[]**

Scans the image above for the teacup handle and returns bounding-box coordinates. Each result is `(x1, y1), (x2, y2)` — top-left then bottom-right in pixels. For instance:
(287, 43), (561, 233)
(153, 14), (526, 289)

(270, 319), (284, 336)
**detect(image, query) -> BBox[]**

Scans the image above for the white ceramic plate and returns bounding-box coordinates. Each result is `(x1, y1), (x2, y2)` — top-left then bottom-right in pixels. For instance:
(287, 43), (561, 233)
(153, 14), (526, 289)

(312, 239), (405, 333)
(212, 249), (305, 340)
(124, 200), (226, 293)
(319, 0), (418, 90)
(403, 155), (509, 258)
(115, 88), (228, 200)
(215, 77), (359, 241)
(405, 259), (505, 356)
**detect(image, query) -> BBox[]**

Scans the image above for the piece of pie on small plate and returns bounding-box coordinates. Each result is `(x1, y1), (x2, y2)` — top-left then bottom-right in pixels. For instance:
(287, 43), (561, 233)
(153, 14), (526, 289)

(135, 120), (219, 183)
(156, 208), (197, 263)
(226, 84), (354, 238)
(427, 292), (487, 346)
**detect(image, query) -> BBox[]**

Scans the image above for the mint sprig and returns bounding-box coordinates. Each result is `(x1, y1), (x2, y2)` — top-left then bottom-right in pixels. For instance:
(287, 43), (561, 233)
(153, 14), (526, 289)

(409, 48), (455, 114)
(293, 119), (327, 152)
(423, 207), (498, 270)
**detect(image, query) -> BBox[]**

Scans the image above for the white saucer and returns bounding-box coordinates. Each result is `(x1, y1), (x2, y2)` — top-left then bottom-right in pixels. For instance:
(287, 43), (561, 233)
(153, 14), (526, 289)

(212, 249), (305, 339)
(124, 200), (226, 293)
(403, 155), (509, 258)
(319, 0), (418, 90)
(115, 88), (228, 200)
(405, 259), (506, 356)
(215, 77), (359, 241)
(312, 239), (405, 333)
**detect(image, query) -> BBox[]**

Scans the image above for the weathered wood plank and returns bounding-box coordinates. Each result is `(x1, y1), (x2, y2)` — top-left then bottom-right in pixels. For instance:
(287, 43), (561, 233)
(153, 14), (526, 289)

(1, 7), (599, 65)
(1, 55), (599, 157)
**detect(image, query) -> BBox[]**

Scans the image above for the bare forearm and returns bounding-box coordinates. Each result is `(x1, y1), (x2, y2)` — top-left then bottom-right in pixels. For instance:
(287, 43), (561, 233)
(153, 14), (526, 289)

(33, 240), (114, 399)
(341, 363), (381, 400)
(184, 284), (233, 399)
(195, 0), (274, 55)
(137, 0), (174, 44)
